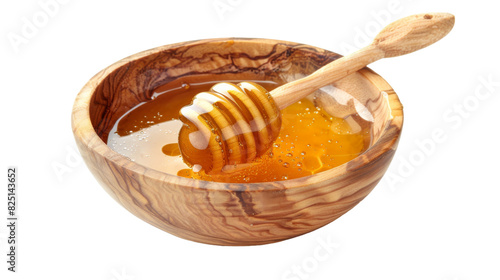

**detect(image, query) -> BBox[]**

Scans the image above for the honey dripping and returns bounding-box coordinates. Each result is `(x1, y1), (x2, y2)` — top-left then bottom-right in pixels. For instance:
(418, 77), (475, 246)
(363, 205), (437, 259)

(107, 80), (371, 183)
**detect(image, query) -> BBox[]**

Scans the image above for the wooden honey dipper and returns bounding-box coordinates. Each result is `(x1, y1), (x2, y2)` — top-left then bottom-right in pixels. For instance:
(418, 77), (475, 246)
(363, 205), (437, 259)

(178, 13), (455, 174)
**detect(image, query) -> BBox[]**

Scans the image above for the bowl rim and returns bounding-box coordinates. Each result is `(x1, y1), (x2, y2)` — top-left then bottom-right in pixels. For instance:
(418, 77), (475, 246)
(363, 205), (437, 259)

(71, 37), (403, 191)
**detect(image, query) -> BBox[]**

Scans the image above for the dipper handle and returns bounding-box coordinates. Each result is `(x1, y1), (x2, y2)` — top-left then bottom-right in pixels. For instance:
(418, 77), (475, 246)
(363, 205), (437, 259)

(271, 13), (455, 109)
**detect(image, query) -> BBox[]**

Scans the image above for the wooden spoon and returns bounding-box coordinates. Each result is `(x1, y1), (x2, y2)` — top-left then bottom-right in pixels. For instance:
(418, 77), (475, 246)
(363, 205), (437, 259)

(178, 12), (455, 174)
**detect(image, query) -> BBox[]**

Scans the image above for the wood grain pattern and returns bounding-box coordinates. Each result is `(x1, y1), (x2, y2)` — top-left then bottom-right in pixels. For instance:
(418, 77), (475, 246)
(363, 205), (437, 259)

(72, 38), (404, 245)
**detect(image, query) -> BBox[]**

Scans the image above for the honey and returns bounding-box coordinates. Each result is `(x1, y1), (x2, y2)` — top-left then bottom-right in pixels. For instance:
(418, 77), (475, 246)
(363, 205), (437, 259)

(108, 80), (371, 183)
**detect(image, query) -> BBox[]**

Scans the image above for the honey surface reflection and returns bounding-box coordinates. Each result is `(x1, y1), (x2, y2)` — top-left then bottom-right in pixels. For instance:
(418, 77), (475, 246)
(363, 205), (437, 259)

(108, 80), (372, 183)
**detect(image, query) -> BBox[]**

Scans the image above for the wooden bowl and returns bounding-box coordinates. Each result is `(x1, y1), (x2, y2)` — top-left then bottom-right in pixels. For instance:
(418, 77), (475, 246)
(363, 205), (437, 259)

(72, 38), (403, 246)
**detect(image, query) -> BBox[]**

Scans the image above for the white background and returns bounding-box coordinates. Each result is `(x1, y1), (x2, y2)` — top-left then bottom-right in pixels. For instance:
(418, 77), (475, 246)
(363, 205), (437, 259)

(1, 0), (499, 279)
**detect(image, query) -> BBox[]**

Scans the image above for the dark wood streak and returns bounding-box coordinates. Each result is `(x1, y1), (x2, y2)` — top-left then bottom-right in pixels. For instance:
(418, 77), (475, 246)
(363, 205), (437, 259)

(72, 38), (404, 245)
(234, 191), (257, 217)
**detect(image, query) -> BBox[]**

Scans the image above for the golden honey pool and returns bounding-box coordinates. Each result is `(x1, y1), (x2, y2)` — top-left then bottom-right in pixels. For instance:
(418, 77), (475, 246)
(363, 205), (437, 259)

(107, 78), (372, 183)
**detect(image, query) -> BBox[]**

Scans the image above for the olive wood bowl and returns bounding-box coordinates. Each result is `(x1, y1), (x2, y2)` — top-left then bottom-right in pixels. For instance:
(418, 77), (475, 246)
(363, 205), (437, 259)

(72, 38), (403, 246)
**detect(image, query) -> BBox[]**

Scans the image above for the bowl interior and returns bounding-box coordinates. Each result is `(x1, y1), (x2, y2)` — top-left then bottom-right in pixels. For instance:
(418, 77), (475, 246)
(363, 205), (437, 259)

(89, 38), (394, 166)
